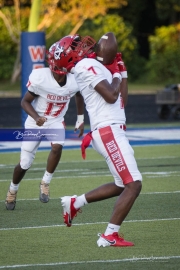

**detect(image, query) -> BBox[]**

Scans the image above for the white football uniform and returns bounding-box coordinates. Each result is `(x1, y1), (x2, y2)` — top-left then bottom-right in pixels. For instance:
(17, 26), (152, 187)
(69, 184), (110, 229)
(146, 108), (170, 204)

(74, 58), (126, 131)
(74, 58), (142, 187)
(26, 67), (79, 126)
(20, 68), (80, 170)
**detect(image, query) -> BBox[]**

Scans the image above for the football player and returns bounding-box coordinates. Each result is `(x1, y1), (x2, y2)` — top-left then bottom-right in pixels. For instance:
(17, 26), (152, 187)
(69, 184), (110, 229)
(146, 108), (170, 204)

(59, 32), (142, 247)
(5, 36), (85, 210)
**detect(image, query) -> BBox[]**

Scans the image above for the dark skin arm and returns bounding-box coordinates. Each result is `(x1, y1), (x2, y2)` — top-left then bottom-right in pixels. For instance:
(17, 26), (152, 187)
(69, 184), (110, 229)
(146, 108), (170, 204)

(75, 91), (84, 115)
(94, 77), (121, 104)
(120, 78), (128, 107)
(74, 91), (84, 137)
(21, 91), (47, 126)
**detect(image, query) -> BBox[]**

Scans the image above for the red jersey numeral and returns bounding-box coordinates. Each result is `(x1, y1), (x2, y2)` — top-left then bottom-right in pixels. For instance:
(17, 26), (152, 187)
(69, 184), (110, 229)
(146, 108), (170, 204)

(44, 102), (66, 117)
(87, 66), (97, 74)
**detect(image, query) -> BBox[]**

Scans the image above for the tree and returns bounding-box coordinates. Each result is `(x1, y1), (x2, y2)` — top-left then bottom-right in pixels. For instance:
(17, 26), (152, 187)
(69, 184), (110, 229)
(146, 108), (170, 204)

(155, 0), (180, 24)
(118, 0), (180, 59)
(0, 0), (127, 82)
(147, 23), (180, 83)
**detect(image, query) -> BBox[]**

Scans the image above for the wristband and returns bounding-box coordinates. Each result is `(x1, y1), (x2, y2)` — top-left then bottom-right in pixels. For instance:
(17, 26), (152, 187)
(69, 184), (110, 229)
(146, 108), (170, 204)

(77, 115), (84, 122)
(113, 73), (122, 81)
(121, 71), (128, 78)
(70, 67), (75, 74)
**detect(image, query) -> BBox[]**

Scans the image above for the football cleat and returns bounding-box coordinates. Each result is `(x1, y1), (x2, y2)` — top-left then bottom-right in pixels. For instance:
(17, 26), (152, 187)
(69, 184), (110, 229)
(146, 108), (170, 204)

(97, 232), (134, 247)
(39, 181), (50, 203)
(61, 195), (81, 227)
(5, 190), (17, 210)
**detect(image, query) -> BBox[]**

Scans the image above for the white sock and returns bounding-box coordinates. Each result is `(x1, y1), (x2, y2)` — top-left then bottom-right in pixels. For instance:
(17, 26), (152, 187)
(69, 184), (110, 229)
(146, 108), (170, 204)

(42, 171), (53, 184)
(104, 223), (120, 236)
(74, 194), (88, 209)
(9, 181), (19, 192)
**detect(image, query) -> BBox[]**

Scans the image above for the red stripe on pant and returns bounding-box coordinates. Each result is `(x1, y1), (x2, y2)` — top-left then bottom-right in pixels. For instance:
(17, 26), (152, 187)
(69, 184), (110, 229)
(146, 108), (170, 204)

(99, 126), (133, 185)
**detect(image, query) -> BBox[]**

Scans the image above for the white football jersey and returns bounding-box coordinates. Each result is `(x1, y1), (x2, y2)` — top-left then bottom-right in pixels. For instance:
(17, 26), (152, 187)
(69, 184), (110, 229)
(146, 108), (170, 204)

(74, 58), (126, 131)
(25, 68), (79, 125)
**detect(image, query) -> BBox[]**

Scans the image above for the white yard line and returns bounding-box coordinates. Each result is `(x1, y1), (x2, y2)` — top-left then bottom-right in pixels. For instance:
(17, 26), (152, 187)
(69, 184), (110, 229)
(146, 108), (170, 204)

(0, 171), (180, 182)
(0, 217), (180, 231)
(0, 255), (180, 268)
(0, 155), (178, 167)
(0, 174), (112, 182)
(0, 190), (180, 203)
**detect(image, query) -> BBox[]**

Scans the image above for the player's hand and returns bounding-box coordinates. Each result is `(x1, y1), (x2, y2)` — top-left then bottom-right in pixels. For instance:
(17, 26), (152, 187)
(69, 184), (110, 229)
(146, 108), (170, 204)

(87, 52), (97, 59)
(35, 116), (47, 126)
(116, 52), (127, 78)
(104, 59), (120, 75)
(74, 115), (84, 137)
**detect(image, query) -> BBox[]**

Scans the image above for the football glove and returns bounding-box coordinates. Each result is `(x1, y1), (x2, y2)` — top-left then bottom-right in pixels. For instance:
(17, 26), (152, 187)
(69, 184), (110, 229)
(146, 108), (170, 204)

(116, 52), (128, 78)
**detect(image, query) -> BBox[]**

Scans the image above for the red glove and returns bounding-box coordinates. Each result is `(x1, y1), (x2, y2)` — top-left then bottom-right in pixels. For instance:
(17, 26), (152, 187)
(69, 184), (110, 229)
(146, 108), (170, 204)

(81, 132), (92, 159)
(87, 52), (97, 59)
(116, 53), (127, 78)
(104, 59), (120, 75)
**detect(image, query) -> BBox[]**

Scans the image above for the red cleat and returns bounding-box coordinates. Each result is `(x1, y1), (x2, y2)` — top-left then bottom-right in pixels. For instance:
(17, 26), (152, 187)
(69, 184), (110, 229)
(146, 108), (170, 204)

(61, 195), (81, 227)
(97, 232), (134, 247)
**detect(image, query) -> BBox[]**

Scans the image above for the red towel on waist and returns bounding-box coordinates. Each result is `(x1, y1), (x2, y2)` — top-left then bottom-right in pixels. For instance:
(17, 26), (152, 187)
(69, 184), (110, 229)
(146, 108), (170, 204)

(81, 132), (92, 159)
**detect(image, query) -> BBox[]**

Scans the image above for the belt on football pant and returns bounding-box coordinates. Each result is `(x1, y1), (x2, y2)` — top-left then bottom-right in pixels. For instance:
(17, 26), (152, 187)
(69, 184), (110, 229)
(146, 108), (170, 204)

(111, 123), (126, 131)
(94, 123), (126, 131)
(119, 124), (126, 131)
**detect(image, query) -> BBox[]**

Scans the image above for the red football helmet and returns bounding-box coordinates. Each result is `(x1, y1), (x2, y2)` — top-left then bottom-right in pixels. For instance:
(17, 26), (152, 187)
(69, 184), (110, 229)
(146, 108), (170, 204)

(46, 34), (96, 75)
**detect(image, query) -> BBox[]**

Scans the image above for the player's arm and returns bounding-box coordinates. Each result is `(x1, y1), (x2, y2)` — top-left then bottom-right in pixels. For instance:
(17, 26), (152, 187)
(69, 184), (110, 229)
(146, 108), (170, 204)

(116, 53), (128, 107)
(93, 58), (122, 103)
(21, 91), (46, 126)
(94, 75), (121, 104)
(74, 91), (84, 137)
(120, 78), (128, 107)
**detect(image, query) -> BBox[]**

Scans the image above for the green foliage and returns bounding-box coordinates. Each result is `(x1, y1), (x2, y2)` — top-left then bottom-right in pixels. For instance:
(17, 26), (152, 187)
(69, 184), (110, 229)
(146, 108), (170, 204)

(79, 14), (147, 82)
(0, 20), (17, 80)
(155, 0), (180, 22)
(45, 23), (73, 49)
(0, 6), (29, 80)
(80, 14), (137, 60)
(147, 24), (180, 84)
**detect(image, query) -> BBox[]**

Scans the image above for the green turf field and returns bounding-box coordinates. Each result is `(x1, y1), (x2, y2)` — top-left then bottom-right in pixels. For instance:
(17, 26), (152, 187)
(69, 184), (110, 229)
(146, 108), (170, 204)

(0, 144), (180, 269)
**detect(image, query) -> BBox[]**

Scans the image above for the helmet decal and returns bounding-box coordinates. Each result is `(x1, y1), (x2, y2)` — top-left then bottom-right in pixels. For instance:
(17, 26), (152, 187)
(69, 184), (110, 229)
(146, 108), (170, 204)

(54, 44), (64, 60)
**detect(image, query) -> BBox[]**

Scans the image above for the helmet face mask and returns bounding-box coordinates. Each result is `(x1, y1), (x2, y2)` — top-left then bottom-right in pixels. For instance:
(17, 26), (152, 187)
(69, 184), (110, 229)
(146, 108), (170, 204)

(46, 35), (96, 74)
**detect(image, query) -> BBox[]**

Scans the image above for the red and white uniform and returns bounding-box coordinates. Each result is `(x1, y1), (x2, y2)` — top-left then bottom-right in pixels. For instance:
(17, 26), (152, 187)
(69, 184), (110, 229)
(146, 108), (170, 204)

(26, 67), (79, 127)
(74, 59), (125, 131)
(20, 68), (79, 170)
(74, 59), (142, 187)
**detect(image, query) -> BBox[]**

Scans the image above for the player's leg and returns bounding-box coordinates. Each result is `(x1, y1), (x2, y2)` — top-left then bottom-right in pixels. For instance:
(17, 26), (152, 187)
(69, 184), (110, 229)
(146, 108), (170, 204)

(5, 140), (40, 210)
(39, 143), (63, 203)
(61, 126), (126, 226)
(95, 125), (142, 246)
(97, 181), (142, 247)
(61, 125), (142, 247)
(39, 121), (65, 203)
(61, 126), (125, 224)
(61, 183), (124, 227)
